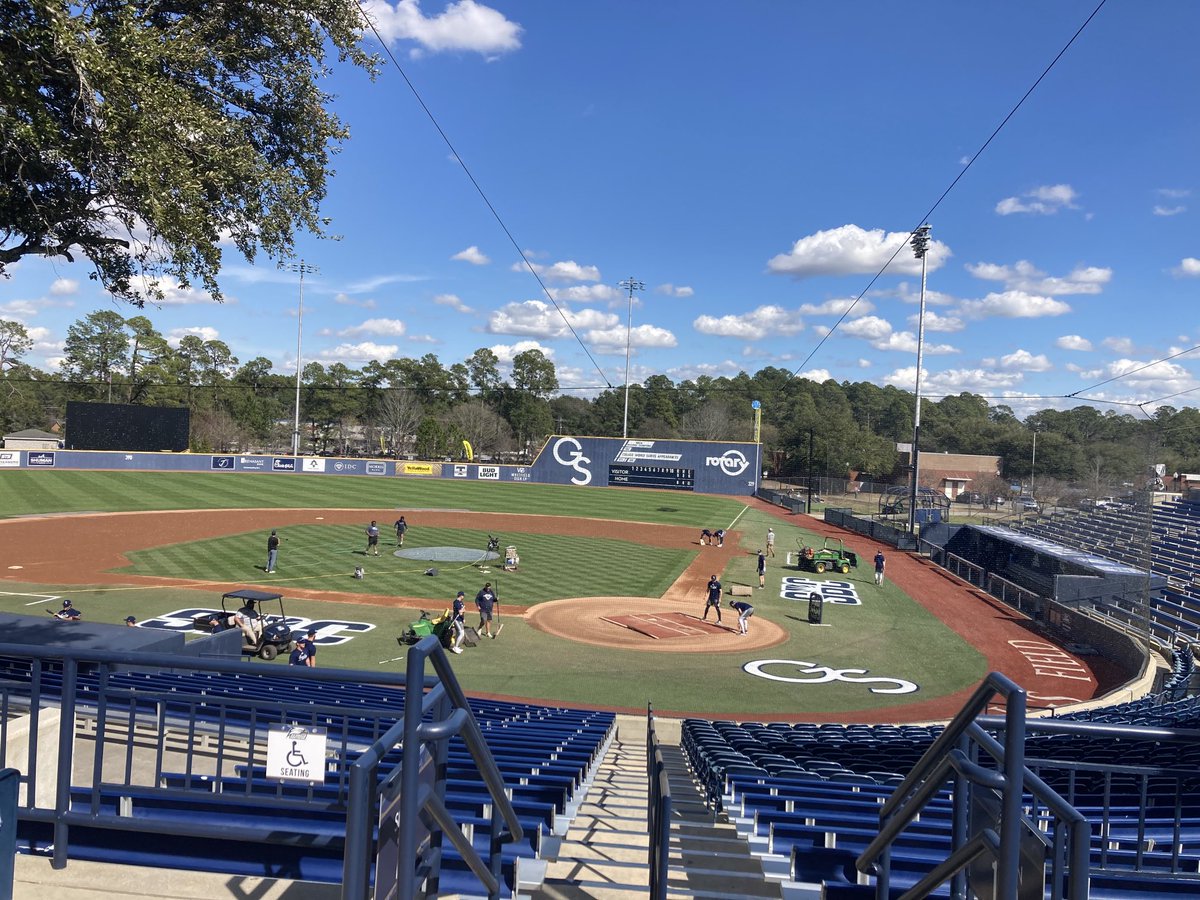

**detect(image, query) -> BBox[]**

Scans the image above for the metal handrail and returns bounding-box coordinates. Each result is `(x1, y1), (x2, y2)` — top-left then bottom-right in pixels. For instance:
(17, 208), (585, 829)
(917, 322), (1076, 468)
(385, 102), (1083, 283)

(343, 635), (523, 900)
(647, 704), (671, 900)
(858, 671), (1090, 900)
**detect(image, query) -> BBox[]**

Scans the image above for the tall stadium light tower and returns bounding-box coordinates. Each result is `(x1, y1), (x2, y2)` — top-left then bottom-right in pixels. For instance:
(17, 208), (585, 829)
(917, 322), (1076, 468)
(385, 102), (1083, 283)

(907, 225), (932, 536)
(618, 277), (645, 439)
(289, 261), (318, 457)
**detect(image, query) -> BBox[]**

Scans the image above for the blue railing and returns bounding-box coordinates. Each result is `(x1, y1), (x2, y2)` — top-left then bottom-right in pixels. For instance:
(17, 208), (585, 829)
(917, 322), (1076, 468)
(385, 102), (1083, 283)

(647, 704), (671, 900)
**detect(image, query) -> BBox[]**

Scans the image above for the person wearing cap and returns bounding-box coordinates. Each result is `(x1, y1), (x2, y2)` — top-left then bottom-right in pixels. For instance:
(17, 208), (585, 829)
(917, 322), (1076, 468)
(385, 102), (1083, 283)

(265, 529), (280, 573)
(124, 615), (138, 627)
(450, 591), (467, 654)
(474, 582), (498, 639)
(52, 599), (82, 621)
(300, 629), (318, 667)
(702, 575), (723, 624)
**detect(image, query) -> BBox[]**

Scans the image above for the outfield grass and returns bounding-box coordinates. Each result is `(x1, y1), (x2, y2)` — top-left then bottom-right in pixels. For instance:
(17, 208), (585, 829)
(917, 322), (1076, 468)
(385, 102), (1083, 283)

(118, 524), (694, 605)
(0, 470), (745, 525)
(0, 470), (989, 715)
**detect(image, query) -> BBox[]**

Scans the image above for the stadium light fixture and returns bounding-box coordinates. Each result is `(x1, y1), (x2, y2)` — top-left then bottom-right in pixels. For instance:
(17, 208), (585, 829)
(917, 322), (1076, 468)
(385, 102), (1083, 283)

(288, 261), (318, 457)
(907, 225), (932, 536)
(618, 277), (645, 439)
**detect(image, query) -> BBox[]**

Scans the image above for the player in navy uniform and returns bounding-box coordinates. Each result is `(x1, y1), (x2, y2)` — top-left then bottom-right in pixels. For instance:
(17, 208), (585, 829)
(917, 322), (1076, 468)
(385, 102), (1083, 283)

(51, 599), (82, 621)
(702, 575), (722, 623)
(450, 591), (467, 654)
(874, 551), (886, 586)
(730, 600), (755, 634)
(394, 516), (408, 547)
(365, 520), (381, 556)
(475, 582), (498, 639)
(713, 528), (726, 548)
(699, 528), (712, 546)
(757, 549), (766, 588)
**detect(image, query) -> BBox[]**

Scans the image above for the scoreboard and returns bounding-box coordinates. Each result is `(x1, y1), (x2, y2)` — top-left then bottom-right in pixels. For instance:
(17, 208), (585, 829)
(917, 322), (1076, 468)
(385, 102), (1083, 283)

(608, 464), (696, 491)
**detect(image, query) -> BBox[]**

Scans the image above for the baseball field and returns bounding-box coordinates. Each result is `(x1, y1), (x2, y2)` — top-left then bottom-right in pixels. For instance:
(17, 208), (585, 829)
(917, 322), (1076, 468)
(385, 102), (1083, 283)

(0, 469), (1114, 720)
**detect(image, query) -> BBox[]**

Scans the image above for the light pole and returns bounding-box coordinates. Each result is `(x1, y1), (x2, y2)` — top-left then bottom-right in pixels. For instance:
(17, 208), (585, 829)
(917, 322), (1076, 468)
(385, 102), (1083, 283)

(1030, 429), (1038, 497)
(907, 225), (932, 536)
(289, 261), (318, 457)
(618, 276), (644, 439)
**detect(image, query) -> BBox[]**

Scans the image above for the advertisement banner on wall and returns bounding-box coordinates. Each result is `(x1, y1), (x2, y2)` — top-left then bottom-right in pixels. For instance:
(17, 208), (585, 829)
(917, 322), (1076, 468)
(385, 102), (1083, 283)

(27, 452), (56, 467)
(330, 460), (362, 474)
(272, 458), (296, 472)
(301, 457), (326, 473)
(401, 462), (439, 476)
(476, 466), (500, 480)
(0, 451), (20, 467)
(238, 456), (267, 470)
(365, 461), (387, 476)
(211, 455), (235, 470)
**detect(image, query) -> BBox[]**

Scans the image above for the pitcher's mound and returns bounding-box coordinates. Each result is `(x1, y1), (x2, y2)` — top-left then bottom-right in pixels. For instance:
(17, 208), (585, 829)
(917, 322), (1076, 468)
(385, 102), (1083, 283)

(603, 611), (728, 639)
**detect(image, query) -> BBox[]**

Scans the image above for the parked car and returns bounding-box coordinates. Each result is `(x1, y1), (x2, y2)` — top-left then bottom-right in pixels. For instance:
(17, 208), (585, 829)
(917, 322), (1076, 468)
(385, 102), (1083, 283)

(1019, 496), (1040, 512)
(956, 491), (985, 504)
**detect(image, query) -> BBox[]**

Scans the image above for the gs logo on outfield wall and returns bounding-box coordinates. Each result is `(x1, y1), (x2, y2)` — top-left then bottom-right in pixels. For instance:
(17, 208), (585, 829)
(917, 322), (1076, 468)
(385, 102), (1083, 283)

(552, 437), (592, 485)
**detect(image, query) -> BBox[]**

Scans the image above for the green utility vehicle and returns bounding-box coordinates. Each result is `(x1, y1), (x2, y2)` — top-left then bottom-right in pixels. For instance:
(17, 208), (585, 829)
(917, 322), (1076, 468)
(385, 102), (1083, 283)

(796, 538), (859, 575)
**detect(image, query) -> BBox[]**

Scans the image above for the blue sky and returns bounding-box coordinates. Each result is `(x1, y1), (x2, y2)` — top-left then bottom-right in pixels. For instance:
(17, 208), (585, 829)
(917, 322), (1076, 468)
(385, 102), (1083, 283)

(3, 0), (1199, 415)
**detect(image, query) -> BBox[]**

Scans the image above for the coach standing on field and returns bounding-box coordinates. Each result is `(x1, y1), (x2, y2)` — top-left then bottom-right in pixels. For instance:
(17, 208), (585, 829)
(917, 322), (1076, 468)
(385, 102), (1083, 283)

(265, 529), (280, 573)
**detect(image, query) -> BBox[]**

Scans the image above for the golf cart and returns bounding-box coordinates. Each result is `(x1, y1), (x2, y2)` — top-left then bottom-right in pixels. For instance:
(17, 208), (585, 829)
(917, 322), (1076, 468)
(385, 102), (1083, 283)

(192, 588), (296, 661)
(796, 538), (859, 575)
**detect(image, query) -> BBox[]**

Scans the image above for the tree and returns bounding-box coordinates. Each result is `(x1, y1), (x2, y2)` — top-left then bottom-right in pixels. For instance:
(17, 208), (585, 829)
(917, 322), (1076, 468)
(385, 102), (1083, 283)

(466, 348), (502, 400)
(511, 349), (558, 399)
(123, 316), (168, 403)
(0, 0), (376, 304)
(0, 319), (33, 372)
(378, 389), (424, 457)
(60, 310), (130, 396)
(447, 401), (513, 457)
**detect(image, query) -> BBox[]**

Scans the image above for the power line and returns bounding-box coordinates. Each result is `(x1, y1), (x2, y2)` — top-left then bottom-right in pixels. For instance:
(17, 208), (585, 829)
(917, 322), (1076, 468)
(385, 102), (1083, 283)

(791, 0), (1110, 379)
(354, 9), (612, 389)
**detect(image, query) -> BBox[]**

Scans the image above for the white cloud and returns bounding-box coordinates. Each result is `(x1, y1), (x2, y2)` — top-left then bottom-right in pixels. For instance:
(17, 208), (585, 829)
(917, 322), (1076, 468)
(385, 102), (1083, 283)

(487, 300), (616, 337)
(994, 184), (1080, 216)
(317, 341), (399, 362)
(997, 349), (1052, 372)
(965, 259), (1110, 295)
(24, 326), (51, 342)
(0, 300), (39, 317)
(550, 284), (622, 304)
(857, 358), (872, 368)
(586, 323), (678, 352)
(1102, 336), (1135, 354)
(452, 245), (490, 265)
(49, 278), (79, 296)
(1056, 335), (1093, 351)
(339, 318), (407, 338)
(1092, 358), (1195, 393)
(665, 360), (745, 381)
(127, 275), (215, 305)
(841, 316), (956, 353)
(910, 310), (964, 333)
(166, 326), (219, 347)
(958, 290), (1071, 319)
(767, 224), (951, 278)
(693, 305), (804, 339)
(342, 273), (425, 294)
(1154, 205), (1186, 217)
(1158, 188), (1191, 199)
(407, 334), (440, 344)
(892, 282), (955, 307)
(798, 297), (873, 316)
(512, 259), (601, 283)
(884, 365), (1026, 394)
(796, 368), (832, 382)
(656, 283), (694, 298)
(434, 293), (473, 314)
(489, 340), (554, 365)
(334, 292), (377, 309)
(362, 0), (522, 57)
(1173, 258), (1200, 277)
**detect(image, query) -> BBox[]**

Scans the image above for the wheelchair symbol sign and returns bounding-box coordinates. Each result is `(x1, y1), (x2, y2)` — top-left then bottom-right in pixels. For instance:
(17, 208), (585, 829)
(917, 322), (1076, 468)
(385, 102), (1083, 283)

(266, 725), (327, 782)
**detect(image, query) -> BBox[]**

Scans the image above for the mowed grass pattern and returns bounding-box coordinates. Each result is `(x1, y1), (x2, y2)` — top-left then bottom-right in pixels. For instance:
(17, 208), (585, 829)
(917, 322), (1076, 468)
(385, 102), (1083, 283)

(0, 470), (745, 526)
(0, 470), (991, 715)
(117, 524), (693, 604)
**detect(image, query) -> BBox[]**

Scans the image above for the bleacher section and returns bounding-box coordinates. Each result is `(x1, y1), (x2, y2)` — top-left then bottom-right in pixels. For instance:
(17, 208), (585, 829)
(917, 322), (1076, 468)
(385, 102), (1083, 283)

(1013, 498), (1200, 648)
(683, 693), (1200, 898)
(0, 655), (614, 897)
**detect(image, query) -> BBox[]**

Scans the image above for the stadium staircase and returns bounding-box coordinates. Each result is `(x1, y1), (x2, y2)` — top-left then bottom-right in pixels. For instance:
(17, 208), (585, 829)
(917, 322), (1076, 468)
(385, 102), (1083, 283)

(532, 716), (786, 900)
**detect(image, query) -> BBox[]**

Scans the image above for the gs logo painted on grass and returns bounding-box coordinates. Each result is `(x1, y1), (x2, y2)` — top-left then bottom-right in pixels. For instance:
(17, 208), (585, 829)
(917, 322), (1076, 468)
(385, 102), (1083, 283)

(743, 660), (919, 695)
(780, 577), (861, 606)
(141, 608), (375, 645)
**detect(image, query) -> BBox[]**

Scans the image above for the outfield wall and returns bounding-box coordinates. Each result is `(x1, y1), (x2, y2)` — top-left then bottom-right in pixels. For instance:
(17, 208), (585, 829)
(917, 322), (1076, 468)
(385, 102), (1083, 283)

(0, 436), (761, 496)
